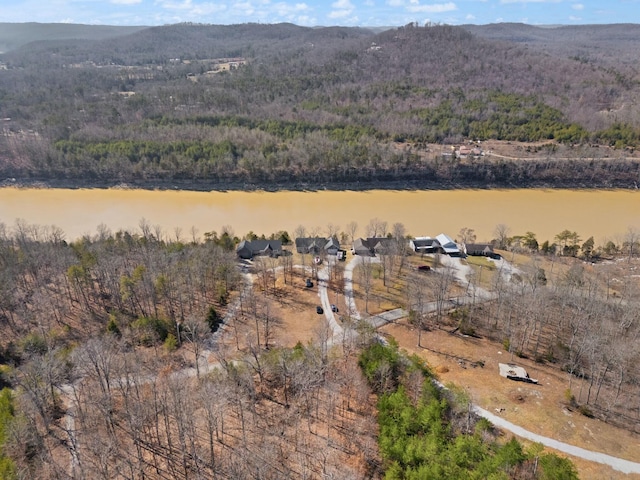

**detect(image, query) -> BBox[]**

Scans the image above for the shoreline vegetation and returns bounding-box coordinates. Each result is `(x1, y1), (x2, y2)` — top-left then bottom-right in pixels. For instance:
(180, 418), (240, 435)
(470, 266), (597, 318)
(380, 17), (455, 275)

(4, 153), (640, 192)
(2, 23), (640, 195)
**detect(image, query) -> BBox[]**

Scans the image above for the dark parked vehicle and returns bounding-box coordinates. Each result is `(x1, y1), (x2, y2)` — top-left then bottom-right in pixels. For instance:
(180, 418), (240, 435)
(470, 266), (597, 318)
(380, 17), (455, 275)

(417, 265), (431, 271)
(305, 279), (313, 288)
(316, 306), (324, 314)
(331, 304), (339, 312)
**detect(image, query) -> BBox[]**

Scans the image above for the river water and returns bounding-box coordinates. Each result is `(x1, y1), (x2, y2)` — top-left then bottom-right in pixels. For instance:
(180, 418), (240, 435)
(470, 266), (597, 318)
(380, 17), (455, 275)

(1, 188), (639, 244)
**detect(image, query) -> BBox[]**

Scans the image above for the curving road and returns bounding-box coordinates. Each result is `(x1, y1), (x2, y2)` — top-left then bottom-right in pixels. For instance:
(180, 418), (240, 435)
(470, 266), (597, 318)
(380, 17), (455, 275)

(59, 255), (640, 476)
(347, 253), (640, 475)
(474, 406), (640, 474)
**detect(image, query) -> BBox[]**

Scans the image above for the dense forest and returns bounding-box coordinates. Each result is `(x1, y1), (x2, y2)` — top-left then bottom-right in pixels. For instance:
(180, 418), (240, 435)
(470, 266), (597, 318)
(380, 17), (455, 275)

(0, 218), (600, 479)
(1, 217), (640, 475)
(1, 22), (640, 189)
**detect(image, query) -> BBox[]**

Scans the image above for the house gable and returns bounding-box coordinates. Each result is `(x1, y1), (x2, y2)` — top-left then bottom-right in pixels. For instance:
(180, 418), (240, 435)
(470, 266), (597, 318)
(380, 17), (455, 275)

(237, 239), (282, 259)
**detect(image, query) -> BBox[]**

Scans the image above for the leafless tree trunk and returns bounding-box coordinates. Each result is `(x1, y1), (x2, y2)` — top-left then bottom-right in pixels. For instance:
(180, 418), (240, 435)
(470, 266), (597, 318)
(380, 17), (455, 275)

(357, 256), (374, 314)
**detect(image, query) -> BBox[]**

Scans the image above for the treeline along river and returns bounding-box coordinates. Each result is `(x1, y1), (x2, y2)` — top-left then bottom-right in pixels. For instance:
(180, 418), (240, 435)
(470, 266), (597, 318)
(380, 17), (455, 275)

(1, 188), (639, 244)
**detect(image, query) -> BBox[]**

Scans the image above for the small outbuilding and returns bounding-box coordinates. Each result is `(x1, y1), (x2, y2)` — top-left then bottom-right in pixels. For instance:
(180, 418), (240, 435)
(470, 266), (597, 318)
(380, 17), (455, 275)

(498, 363), (538, 384)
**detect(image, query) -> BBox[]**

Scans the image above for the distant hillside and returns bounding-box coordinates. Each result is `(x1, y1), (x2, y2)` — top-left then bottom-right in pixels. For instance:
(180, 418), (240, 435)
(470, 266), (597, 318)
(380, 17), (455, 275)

(1, 22), (640, 189)
(461, 23), (640, 70)
(0, 22), (148, 53)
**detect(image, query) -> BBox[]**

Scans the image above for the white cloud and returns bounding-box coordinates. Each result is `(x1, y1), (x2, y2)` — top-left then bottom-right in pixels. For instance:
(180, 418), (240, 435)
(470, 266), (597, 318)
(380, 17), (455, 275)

(571, 3), (584, 10)
(329, 0), (354, 18)
(193, 3), (229, 15)
(407, 2), (457, 13)
(155, 0), (193, 11)
(328, 9), (351, 18)
(294, 14), (316, 25)
(500, 0), (560, 3)
(233, 1), (255, 14)
(110, 0), (143, 5)
(274, 2), (309, 14)
(386, 0), (405, 6)
(465, 13), (475, 20)
(153, 0), (228, 19)
(569, 15), (582, 21)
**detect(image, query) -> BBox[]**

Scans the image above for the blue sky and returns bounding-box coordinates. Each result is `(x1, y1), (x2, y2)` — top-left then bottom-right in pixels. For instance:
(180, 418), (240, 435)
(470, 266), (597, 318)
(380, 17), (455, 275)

(0, 0), (636, 27)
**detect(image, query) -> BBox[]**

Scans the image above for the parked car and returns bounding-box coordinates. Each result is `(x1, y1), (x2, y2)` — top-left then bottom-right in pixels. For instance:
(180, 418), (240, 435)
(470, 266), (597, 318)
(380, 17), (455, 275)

(331, 304), (339, 313)
(305, 278), (313, 288)
(417, 265), (431, 271)
(316, 306), (324, 314)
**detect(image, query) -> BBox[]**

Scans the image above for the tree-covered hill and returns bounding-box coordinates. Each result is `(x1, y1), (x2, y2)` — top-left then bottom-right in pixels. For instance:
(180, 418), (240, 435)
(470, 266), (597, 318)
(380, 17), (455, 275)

(0, 22), (148, 53)
(1, 22), (640, 188)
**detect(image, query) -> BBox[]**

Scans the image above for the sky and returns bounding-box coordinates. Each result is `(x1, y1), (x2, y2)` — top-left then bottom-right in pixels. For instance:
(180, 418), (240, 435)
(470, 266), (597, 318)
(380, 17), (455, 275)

(0, 0), (637, 27)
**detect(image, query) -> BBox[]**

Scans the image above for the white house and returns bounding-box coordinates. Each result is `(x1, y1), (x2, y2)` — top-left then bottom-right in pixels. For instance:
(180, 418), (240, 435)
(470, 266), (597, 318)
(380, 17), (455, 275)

(435, 233), (460, 255)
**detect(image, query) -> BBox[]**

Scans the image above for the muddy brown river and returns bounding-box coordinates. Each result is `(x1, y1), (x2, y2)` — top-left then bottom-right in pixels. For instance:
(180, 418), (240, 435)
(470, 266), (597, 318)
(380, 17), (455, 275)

(1, 188), (639, 244)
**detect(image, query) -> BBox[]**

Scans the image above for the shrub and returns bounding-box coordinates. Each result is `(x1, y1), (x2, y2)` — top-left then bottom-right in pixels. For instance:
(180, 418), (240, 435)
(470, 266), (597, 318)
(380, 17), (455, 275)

(131, 316), (171, 346)
(539, 452), (579, 480)
(578, 404), (594, 418)
(164, 333), (178, 353)
(206, 306), (224, 333)
(20, 333), (47, 356)
(564, 389), (576, 408)
(106, 314), (121, 337)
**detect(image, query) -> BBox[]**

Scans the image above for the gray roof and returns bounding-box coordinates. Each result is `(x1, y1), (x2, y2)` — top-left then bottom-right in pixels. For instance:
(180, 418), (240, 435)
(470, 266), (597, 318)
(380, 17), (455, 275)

(411, 237), (438, 248)
(368, 237), (398, 254)
(465, 243), (494, 254)
(295, 237), (337, 254)
(236, 239), (282, 257)
(352, 238), (373, 255)
(436, 233), (459, 254)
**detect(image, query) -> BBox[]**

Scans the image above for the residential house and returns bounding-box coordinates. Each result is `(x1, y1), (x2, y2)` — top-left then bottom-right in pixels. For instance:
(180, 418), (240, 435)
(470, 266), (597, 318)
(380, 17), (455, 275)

(435, 233), (460, 256)
(352, 237), (398, 256)
(236, 239), (282, 260)
(464, 243), (500, 259)
(324, 237), (341, 256)
(369, 237), (398, 255)
(352, 238), (374, 256)
(410, 236), (439, 254)
(295, 237), (341, 256)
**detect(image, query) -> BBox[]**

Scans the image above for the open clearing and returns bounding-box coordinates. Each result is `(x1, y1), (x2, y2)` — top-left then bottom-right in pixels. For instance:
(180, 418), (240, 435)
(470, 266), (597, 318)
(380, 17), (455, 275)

(381, 321), (640, 479)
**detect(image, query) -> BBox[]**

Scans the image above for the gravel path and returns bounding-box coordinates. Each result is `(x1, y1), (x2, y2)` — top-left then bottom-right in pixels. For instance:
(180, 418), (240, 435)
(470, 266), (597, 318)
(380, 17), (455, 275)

(475, 406), (640, 474)
(349, 253), (640, 474)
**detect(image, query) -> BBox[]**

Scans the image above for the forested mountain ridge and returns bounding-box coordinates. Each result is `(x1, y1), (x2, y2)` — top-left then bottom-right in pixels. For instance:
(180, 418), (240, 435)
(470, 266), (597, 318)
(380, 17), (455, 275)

(0, 23), (148, 54)
(1, 22), (640, 189)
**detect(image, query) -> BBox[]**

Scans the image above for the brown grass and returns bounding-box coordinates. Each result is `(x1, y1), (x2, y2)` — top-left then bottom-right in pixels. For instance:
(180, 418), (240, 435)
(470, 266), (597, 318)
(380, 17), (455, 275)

(209, 252), (640, 479)
(381, 320), (640, 480)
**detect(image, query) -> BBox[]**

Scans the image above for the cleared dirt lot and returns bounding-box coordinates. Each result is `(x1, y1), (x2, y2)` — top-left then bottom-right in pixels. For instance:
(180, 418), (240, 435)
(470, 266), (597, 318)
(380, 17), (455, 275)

(381, 321), (640, 480)
(209, 253), (640, 479)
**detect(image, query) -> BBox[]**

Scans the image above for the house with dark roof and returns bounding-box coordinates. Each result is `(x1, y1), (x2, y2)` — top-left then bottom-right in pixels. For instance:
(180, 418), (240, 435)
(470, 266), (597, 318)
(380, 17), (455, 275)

(410, 237), (439, 254)
(369, 237), (398, 255)
(464, 243), (500, 259)
(352, 237), (398, 256)
(236, 239), (282, 260)
(352, 238), (374, 256)
(295, 237), (341, 255)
